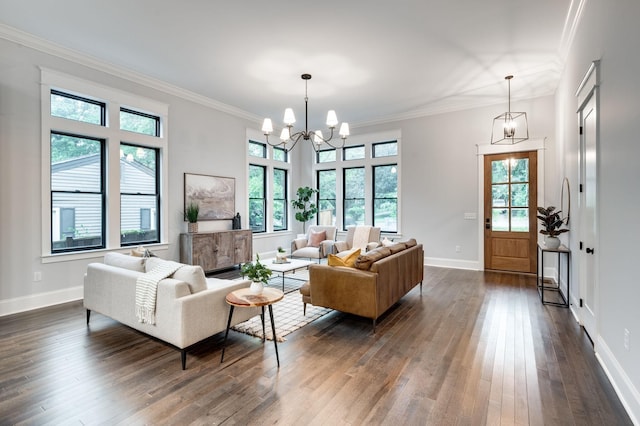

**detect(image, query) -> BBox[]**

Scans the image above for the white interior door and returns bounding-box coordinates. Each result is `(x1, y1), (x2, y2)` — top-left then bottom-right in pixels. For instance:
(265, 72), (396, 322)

(578, 87), (598, 340)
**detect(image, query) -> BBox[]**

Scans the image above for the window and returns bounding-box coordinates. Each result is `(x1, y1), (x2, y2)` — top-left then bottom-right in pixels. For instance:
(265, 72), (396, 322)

(312, 131), (401, 232)
(317, 148), (336, 163)
(373, 141), (398, 158)
(344, 167), (365, 228)
(120, 143), (159, 245)
(343, 145), (365, 160)
(246, 135), (292, 233)
(249, 164), (266, 232)
(50, 133), (105, 252)
(120, 108), (160, 136)
(42, 69), (168, 257)
(273, 168), (287, 231)
(373, 164), (398, 232)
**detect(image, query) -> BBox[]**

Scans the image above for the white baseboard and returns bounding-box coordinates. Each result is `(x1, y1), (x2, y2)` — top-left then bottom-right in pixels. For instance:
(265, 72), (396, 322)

(425, 256), (481, 271)
(0, 286), (83, 317)
(595, 336), (640, 425)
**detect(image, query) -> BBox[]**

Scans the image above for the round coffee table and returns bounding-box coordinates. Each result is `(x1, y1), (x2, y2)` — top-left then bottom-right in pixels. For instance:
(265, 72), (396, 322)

(220, 287), (284, 367)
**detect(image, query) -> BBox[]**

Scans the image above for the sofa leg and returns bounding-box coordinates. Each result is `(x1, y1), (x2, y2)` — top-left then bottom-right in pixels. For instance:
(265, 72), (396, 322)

(181, 350), (187, 370)
(372, 319), (376, 333)
(303, 303), (307, 316)
(86, 309), (91, 324)
(420, 281), (423, 295)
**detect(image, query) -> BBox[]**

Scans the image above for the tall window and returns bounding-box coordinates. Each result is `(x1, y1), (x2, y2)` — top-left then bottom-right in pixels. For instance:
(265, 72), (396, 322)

(51, 133), (105, 252)
(248, 164), (266, 232)
(344, 167), (365, 228)
(317, 169), (336, 225)
(273, 168), (287, 231)
(246, 137), (291, 233)
(120, 143), (160, 245)
(42, 69), (168, 256)
(312, 133), (400, 232)
(373, 164), (398, 232)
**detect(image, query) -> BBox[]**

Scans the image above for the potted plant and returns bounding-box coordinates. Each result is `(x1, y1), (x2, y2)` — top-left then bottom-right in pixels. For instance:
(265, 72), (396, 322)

(185, 202), (199, 233)
(537, 206), (568, 249)
(291, 186), (319, 233)
(241, 253), (273, 294)
(275, 246), (287, 263)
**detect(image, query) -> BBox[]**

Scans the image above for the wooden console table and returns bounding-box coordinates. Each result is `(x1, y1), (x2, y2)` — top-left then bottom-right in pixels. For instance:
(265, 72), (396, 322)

(536, 242), (570, 307)
(180, 229), (252, 272)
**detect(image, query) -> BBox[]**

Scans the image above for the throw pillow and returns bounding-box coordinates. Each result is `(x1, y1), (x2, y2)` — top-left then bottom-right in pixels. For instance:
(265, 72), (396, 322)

(328, 248), (361, 267)
(404, 238), (417, 248)
(388, 242), (407, 254)
(381, 237), (394, 247)
(104, 252), (145, 272)
(172, 265), (207, 293)
(307, 230), (326, 248)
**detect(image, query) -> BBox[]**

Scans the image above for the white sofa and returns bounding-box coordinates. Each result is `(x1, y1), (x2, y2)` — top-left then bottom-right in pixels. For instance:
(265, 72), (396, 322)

(84, 252), (259, 369)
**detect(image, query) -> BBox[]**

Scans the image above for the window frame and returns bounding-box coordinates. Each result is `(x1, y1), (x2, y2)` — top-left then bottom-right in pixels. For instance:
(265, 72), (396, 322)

(41, 68), (169, 261)
(372, 163), (398, 233)
(248, 163), (267, 233)
(273, 167), (288, 231)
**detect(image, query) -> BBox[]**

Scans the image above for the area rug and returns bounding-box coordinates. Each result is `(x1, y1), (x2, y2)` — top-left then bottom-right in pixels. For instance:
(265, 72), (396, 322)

(231, 276), (332, 342)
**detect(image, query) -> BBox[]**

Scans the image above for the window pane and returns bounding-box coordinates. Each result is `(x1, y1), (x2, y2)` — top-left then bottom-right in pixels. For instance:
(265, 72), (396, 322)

(317, 149), (336, 163)
(492, 184), (509, 208)
(273, 168), (287, 231)
(51, 134), (102, 192)
(273, 200), (286, 230)
(344, 145), (365, 160)
(511, 158), (529, 182)
(249, 164), (266, 232)
(50, 90), (103, 125)
(273, 168), (286, 198)
(318, 169), (336, 226)
(491, 160), (508, 183)
(492, 208), (509, 231)
(120, 194), (158, 244)
(374, 199), (397, 231)
(373, 141), (398, 157)
(51, 193), (103, 250)
(344, 199), (365, 227)
(120, 145), (157, 194)
(273, 147), (287, 162)
(248, 165), (265, 198)
(344, 168), (365, 198)
(249, 141), (266, 158)
(511, 183), (529, 207)
(373, 164), (398, 232)
(249, 199), (265, 232)
(120, 108), (159, 136)
(511, 208), (529, 232)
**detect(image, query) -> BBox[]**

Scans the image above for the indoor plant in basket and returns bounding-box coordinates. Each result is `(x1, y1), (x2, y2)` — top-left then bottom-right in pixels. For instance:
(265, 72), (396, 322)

(185, 202), (199, 233)
(275, 246), (287, 263)
(241, 254), (273, 294)
(537, 206), (568, 249)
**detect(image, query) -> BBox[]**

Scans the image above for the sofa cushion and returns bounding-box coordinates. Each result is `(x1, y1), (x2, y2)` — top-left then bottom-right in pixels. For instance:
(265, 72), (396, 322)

(388, 242), (407, 254)
(104, 252), (145, 272)
(308, 230), (326, 247)
(145, 257), (206, 294)
(404, 238), (417, 248)
(328, 248), (360, 267)
(354, 246), (392, 270)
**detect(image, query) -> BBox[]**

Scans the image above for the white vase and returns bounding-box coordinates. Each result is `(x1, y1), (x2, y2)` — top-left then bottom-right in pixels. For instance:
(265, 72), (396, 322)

(249, 281), (264, 294)
(545, 236), (561, 249)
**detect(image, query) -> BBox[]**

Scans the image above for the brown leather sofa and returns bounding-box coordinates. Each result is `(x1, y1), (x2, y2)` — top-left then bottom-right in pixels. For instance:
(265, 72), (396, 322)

(300, 239), (424, 330)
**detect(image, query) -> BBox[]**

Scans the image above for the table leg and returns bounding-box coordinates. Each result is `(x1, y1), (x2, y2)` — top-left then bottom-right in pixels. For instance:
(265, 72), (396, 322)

(281, 272), (285, 292)
(220, 305), (234, 363)
(261, 306), (266, 342)
(268, 304), (280, 368)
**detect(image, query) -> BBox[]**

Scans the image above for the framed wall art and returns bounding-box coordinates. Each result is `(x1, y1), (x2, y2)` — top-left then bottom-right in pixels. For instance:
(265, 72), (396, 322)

(184, 173), (235, 220)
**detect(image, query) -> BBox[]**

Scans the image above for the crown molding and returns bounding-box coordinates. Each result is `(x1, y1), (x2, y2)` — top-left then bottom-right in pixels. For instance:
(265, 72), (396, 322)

(0, 23), (261, 124)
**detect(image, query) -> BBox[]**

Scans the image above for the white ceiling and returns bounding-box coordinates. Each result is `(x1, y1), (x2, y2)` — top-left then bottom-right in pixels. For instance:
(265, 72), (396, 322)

(0, 0), (578, 130)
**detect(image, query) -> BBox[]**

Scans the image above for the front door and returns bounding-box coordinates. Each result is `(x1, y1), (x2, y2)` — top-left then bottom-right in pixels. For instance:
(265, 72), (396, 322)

(484, 151), (538, 273)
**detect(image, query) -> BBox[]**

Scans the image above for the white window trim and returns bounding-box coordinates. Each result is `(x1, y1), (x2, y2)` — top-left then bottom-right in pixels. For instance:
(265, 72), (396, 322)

(312, 129), (402, 233)
(246, 128), (292, 234)
(40, 68), (169, 261)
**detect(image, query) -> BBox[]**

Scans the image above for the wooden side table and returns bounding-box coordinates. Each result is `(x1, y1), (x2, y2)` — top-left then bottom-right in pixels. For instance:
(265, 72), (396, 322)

(536, 242), (570, 307)
(220, 287), (284, 367)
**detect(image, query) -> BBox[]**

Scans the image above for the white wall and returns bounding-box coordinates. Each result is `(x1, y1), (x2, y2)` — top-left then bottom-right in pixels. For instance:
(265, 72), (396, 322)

(555, 0), (640, 421)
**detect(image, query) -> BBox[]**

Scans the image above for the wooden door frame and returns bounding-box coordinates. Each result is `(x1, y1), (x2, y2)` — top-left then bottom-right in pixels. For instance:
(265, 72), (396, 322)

(476, 139), (546, 271)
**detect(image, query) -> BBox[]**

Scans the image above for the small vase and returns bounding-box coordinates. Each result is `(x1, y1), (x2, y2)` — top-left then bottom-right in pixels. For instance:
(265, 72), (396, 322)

(544, 236), (561, 249)
(188, 222), (198, 233)
(249, 281), (264, 294)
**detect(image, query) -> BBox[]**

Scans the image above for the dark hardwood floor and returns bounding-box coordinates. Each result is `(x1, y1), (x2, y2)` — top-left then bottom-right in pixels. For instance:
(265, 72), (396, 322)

(0, 267), (631, 425)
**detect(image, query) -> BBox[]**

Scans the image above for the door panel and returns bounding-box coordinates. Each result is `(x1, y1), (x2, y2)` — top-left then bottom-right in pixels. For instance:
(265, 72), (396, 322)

(484, 151), (538, 273)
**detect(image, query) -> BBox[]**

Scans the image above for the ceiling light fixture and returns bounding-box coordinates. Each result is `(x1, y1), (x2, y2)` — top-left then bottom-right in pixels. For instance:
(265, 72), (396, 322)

(491, 75), (528, 144)
(262, 74), (349, 152)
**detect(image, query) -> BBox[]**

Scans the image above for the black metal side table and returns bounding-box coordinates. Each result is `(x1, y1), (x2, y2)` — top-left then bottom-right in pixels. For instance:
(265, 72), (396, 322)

(536, 242), (570, 307)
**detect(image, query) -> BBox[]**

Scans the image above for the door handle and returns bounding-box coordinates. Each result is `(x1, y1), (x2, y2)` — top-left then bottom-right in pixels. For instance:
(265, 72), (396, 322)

(586, 247), (594, 254)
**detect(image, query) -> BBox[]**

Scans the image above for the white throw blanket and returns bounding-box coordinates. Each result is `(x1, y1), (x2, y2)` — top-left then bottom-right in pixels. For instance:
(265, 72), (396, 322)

(352, 225), (372, 250)
(135, 260), (184, 325)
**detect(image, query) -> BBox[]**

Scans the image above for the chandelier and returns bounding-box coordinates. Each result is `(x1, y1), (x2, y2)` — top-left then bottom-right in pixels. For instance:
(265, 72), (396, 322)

(261, 74), (349, 152)
(491, 75), (529, 144)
